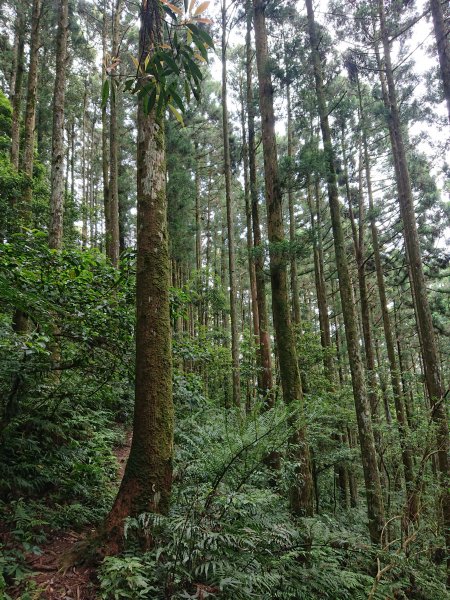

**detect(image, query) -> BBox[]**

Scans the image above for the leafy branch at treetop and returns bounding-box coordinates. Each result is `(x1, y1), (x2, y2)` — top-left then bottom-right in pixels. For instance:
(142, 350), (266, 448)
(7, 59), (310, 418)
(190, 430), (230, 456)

(102, 0), (215, 125)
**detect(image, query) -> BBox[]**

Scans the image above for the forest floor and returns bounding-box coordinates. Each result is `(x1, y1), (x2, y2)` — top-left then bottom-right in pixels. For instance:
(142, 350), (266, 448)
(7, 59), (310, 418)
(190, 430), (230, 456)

(11, 431), (133, 600)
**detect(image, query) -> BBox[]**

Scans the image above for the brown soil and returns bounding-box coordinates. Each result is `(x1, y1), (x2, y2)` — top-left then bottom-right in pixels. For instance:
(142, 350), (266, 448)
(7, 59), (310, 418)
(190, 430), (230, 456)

(9, 431), (132, 600)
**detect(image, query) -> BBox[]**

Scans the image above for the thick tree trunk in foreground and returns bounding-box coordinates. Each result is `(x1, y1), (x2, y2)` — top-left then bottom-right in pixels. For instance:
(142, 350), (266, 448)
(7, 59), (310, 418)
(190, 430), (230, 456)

(253, 0), (313, 515)
(246, 1), (273, 403)
(378, 0), (450, 570)
(430, 0), (450, 123)
(305, 0), (384, 543)
(102, 0), (173, 553)
(49, 0), (69, 250)
(221, 0), (241, 407)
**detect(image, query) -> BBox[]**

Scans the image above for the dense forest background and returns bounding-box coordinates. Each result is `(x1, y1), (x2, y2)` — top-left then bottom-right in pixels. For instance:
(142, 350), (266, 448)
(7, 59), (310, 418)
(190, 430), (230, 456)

(0, 0), (449, 598)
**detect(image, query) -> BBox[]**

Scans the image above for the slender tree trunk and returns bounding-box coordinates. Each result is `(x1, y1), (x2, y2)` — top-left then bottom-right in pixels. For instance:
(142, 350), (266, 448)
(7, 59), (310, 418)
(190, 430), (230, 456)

(378, 0), (450, 564)
(342, 133), (380, 425)
(286, 82), (301, 325)
(221, 0), (240, 407)
(10, 2), (25, 172)
(49, 0), (69, 249)
(81, 86), (88, 248)
(246, 1), (273, 402)
(430, 0), (450, 123)
(107, 0), (123, 266)
(357, 79), (417, 522)
(102, 0), (110, 257)
(12, 0), (42, 335)
(240, 82), (260, 366)
(102, 0), (173, 554)
(253, 0), (313, 516)
(306, 0), (384, 543)
(19, 0), (42, 224)
(194, 141), (201, 272)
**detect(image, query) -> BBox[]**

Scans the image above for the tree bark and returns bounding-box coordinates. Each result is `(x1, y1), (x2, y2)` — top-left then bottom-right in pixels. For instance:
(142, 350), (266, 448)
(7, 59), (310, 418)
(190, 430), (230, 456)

(102, 0), (173, 554)
(49, 0), (69, 250)
(10, 2), (25, 172)
(305, 0), (384, 543)
(253, 0), (313, 516)
(221, 0), (241, 407)
(246, 1), (273, 403)
(430, 0), (450, 123)
(356, 77), (417, 522)
(377, 0), (450, 572)
(19, 0), (42, 225)
(286, 81), (301, 326)
(107, 0), (123, 267)
(102, 0), (111, 258)
(240, 79), (260, 379)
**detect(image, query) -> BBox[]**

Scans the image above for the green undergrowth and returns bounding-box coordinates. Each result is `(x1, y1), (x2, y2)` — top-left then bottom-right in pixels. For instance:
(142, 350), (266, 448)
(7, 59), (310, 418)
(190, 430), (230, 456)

(98, 405), (448, 600)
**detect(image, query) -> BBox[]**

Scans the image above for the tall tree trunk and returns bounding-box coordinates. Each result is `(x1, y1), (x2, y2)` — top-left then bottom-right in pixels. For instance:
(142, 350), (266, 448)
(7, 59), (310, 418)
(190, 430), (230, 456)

(430, 0), (450, 123)
(102, 0), (173, 554)
(10, 2), (25, 172)
(341, 132), (379, 424)
(253, 0), (313, 516)
(305, 0), (384, 543)
(102, 0), (111, 258)
(19, 0), (42, 225)
(221, 0), (240, 407)
(194, 141), (201, 272)
(286, 81), (301, 325)
(240, 81), (260, 369)
(81, 85), (88, 248)
(378, 0), (450, 567)
(107, 0), (123, 267)
(49, 0), (69, 250)
(246, 0), (273, 402)
(356, 77), (417, 522)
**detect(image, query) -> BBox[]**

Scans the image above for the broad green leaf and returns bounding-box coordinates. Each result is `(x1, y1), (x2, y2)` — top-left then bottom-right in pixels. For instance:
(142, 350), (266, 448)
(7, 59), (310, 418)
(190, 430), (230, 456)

(168, 103), (184, 126)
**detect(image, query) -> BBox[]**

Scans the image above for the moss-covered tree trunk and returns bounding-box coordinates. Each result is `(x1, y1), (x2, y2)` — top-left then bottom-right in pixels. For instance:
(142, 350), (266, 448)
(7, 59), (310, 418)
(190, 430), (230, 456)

(102, 0), (173, 554)
(10, 1), (25, 172)
(49, 0), (69, 250)
(19, 0), (42, 224)
(246, 0), (273, 403)
(253, 0), (313, 515)
(305, 0), (384, 543)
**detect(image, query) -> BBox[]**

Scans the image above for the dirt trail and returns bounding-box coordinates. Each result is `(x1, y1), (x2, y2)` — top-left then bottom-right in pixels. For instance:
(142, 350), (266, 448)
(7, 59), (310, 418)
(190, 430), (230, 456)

(14, 431), (132, 600)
